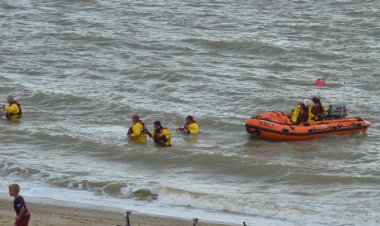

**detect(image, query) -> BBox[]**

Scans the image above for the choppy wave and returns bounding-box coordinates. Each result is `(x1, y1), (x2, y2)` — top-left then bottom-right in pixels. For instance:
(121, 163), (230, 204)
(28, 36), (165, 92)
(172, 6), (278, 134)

(1, 0), (380, 225)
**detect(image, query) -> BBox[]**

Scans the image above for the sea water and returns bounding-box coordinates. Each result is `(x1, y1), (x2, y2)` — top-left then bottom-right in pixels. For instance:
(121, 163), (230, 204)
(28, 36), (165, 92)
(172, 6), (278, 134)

(1, 0), (380, 225)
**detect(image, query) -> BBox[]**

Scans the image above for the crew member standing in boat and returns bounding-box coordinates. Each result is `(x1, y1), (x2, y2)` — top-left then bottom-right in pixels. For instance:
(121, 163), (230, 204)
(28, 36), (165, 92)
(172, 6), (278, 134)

(176, 115), (199, 134)
(291, 99), (312, 124)
(2, 96), (22, 121)
(309, 91), (327, 122)
(127, 114), (150, 142)
(151, 121), (172, 147)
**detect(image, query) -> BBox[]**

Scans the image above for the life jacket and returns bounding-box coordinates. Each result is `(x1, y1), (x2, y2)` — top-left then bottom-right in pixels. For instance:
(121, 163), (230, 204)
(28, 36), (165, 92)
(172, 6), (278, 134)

(311, 97), (324, 116)
(6, 101), (22, 120)
(182, 121), (197, 131)
(153, 126), (166, 146)
(297, 103), (309, 123)
(127, 120), (148, 137)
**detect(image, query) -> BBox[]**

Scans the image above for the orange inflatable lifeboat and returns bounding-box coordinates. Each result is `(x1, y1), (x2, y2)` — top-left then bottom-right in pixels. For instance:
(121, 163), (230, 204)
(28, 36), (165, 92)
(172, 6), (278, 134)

(245, 103), (372, 141)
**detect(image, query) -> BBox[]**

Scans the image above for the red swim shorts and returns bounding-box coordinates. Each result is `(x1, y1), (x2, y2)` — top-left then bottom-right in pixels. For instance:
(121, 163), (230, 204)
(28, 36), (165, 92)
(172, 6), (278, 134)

(14, 216), (30, 226)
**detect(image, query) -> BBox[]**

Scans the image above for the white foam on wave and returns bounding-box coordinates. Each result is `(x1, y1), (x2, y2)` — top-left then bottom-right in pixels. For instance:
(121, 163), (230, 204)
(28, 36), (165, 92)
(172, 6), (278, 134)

(0, 181), (301, 226)
(152, 186), (380, 226)
(1, 158), (379, 226)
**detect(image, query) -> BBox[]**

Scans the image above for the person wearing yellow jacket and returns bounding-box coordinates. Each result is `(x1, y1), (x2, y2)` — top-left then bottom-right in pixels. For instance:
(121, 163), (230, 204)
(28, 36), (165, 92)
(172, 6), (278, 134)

(127, 115), (150, 142)
(2, 96), (22, 121)
(309, 91), (327, 122)
(176, 115), (199, 134)
(151, 121), (172, 147)
(291, 99), (312, 124)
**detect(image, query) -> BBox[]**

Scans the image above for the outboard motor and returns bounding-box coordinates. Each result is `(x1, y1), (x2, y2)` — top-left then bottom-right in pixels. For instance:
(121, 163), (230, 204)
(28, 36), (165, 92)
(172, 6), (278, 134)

(327, 103), (347, 118)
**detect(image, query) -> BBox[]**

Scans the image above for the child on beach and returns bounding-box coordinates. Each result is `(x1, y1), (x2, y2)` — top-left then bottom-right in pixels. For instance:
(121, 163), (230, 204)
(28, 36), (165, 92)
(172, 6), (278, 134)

(9, 184), (31, 226)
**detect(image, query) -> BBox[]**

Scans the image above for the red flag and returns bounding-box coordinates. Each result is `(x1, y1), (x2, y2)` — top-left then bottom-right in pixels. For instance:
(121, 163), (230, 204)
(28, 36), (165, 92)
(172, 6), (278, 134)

(315, 77), (326, 87)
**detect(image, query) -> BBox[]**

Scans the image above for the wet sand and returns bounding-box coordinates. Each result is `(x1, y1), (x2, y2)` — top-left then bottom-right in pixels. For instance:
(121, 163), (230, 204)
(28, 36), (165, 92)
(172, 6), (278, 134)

(0, 197), (233, 226)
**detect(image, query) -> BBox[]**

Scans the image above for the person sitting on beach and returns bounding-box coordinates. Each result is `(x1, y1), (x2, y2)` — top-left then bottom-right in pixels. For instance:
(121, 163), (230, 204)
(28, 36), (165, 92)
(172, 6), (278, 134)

(176, 115), (199, 134)
(9, 183), (31, 226)
(2, 95), (22, 121)
(127, 114), (151, 141)
(151, 121), (172, 147)
(291, 99), (312, 124)
(309, 91), (327, 122)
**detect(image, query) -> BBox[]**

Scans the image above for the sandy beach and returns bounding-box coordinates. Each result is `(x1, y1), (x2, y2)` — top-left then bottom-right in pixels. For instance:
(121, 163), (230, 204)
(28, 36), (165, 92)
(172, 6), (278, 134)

(0, 197), (232, 226)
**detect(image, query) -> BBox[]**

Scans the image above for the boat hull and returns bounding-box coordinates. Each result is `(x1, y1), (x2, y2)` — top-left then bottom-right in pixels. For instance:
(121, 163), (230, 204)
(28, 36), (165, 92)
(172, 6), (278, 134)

(245, 111), (372, 141)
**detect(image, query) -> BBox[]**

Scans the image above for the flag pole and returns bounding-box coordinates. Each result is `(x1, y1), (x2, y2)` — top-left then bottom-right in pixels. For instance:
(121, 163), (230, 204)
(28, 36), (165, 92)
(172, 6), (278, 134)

(342, 80), (345, 118)
(314, 77), (327, 118)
